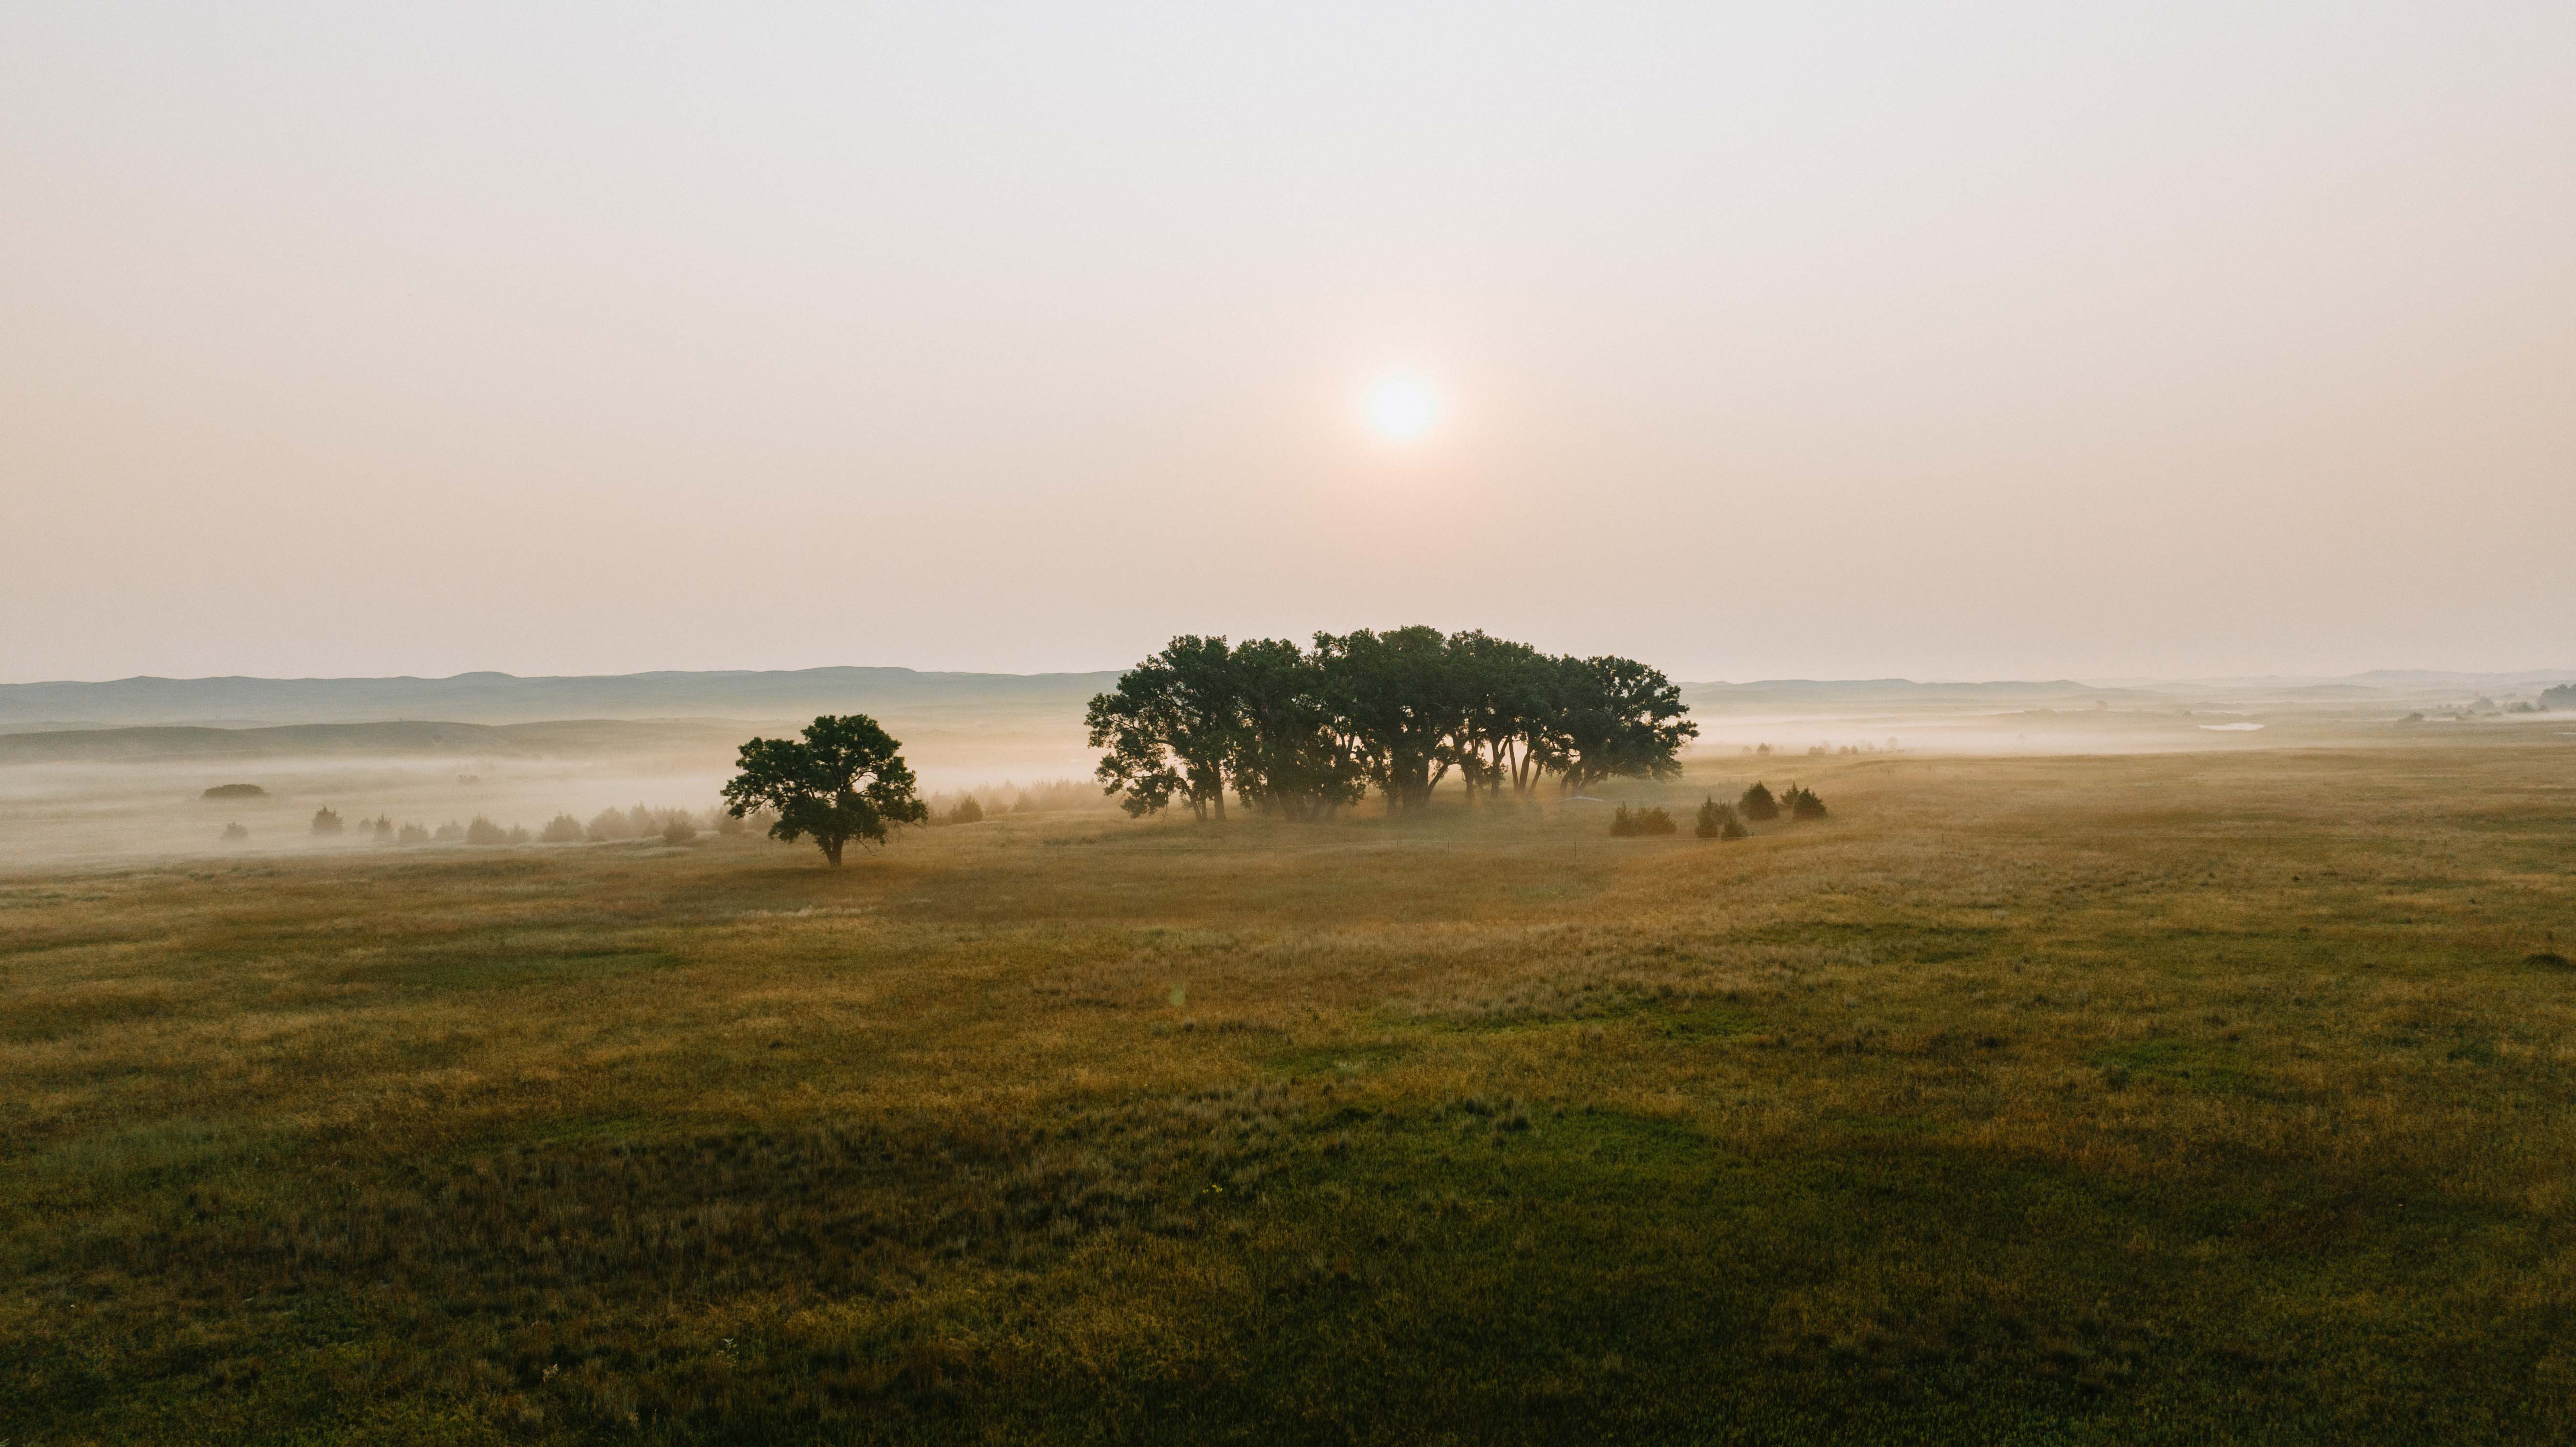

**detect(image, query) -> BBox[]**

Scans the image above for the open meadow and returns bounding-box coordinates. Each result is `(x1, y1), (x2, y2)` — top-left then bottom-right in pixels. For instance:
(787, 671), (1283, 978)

(6, 735), (2576, 1443)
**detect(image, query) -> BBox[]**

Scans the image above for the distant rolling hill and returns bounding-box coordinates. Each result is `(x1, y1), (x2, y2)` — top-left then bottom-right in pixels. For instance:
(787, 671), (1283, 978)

(1678, 679), (2124, 712)
(0, 667), (1122, 730)
(0, 719), (760, 765)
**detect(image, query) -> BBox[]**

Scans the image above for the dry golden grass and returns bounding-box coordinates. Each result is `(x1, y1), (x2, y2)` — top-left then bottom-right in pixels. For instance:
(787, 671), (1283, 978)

(5, 738), (2576, 1442)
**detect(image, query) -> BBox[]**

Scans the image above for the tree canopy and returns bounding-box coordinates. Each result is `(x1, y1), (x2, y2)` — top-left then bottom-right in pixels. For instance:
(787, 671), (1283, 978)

(1088, 629), (1696, 819)
(722, 715), (928, 865)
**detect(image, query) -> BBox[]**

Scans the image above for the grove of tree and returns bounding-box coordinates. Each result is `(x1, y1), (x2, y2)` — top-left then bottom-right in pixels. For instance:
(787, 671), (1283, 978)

(1086, 627), (1697, 820)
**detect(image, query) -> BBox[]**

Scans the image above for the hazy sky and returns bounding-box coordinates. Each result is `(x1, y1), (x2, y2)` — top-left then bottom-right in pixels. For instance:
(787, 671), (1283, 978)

(6, 1), (2571, 683)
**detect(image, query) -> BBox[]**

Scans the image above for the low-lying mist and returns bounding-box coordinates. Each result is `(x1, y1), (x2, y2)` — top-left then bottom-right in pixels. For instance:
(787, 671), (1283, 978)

(2, 688), (2561, 873)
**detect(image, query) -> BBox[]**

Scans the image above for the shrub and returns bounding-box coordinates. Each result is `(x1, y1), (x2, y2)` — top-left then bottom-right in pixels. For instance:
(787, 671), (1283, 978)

(370, 815), (394, 843)
(626, 804), (659, 837)
(1785, 785), (1828, 820)
(1740, 782), (1780, 821)
(465, 816), (509, 846)
(1610, 804), (1675, 837)
(433, 821), (466, 843)
(202, 784), (265, 800)
(947, 795), (985, 826)
(220, 822), (248, 842)
(541, 813), (585, 843)
(1694, 797), (1743, 839)
(310, 807), (344, 836)
(507, 825), (531, 845)
(715, 809), (746, 836)
(397, 822), (429, 846)
(587, 808), (633, 841)
(661, 816), (697, 845)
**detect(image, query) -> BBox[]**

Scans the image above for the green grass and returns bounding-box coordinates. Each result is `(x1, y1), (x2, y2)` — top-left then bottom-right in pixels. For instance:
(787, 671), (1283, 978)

(5, 741), (2576, 1442)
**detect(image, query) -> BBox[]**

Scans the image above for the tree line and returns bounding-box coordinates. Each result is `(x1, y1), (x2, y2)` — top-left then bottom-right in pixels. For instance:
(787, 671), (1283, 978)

(1084, 627), (1698, 821)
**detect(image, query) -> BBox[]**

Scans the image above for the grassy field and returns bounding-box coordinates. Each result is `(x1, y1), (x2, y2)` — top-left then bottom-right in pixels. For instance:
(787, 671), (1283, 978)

(6, 740), (2576, 1444)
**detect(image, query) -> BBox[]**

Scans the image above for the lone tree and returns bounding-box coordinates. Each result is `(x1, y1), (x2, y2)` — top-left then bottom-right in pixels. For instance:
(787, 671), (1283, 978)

(722, 714), (927, 866)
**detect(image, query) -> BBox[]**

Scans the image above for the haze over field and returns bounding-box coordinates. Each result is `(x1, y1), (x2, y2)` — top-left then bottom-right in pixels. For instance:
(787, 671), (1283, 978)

(12, 8), (2576, 1440)
(6, 1), (2574, 687)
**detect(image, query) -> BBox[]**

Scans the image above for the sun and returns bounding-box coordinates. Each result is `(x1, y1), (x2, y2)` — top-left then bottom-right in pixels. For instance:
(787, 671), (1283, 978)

(1364, 372), (1438, 441)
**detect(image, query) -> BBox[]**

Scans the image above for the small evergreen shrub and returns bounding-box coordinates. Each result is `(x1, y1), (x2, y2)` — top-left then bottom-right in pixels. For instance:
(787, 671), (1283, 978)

(1610, 804), (1675, 837)
(397, 822), (429, 846)
(465, 816), (509, 846)
(220, 821), (248, 842)
(541, 814), (585, 843)
(946, 795), (985, 825)
(1740, 782), (1780, 821)
(661, 816), (697, 845)
(1695, 797), (1743, 839)
(1785, 785), (1828, 820)
(310, 807), (344, 836)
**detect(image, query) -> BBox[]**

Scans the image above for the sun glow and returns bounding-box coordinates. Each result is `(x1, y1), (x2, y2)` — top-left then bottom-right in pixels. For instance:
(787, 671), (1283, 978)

(1364, 372), (1438, 441)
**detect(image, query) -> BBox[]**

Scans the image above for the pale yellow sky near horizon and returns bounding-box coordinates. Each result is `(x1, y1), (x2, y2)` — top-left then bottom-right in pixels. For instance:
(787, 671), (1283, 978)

(4, 1), (2571, 685)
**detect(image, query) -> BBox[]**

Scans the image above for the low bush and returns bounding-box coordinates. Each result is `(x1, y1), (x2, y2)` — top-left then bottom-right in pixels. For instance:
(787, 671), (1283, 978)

(1695, 797), (1746, 839)
(1739, 782), (1780, 821)
(219, 822), (248, 842)
(946, 795), (986, 826)
(540, 814), (585, 843)
(1785, 785), (1828, 820)
(310, 807), (343, 836)
(1610, 805), (1676, 837)
(464, 816), (509, 847)
(661, 816), (697, 845)
(396, 822), (429, 846)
